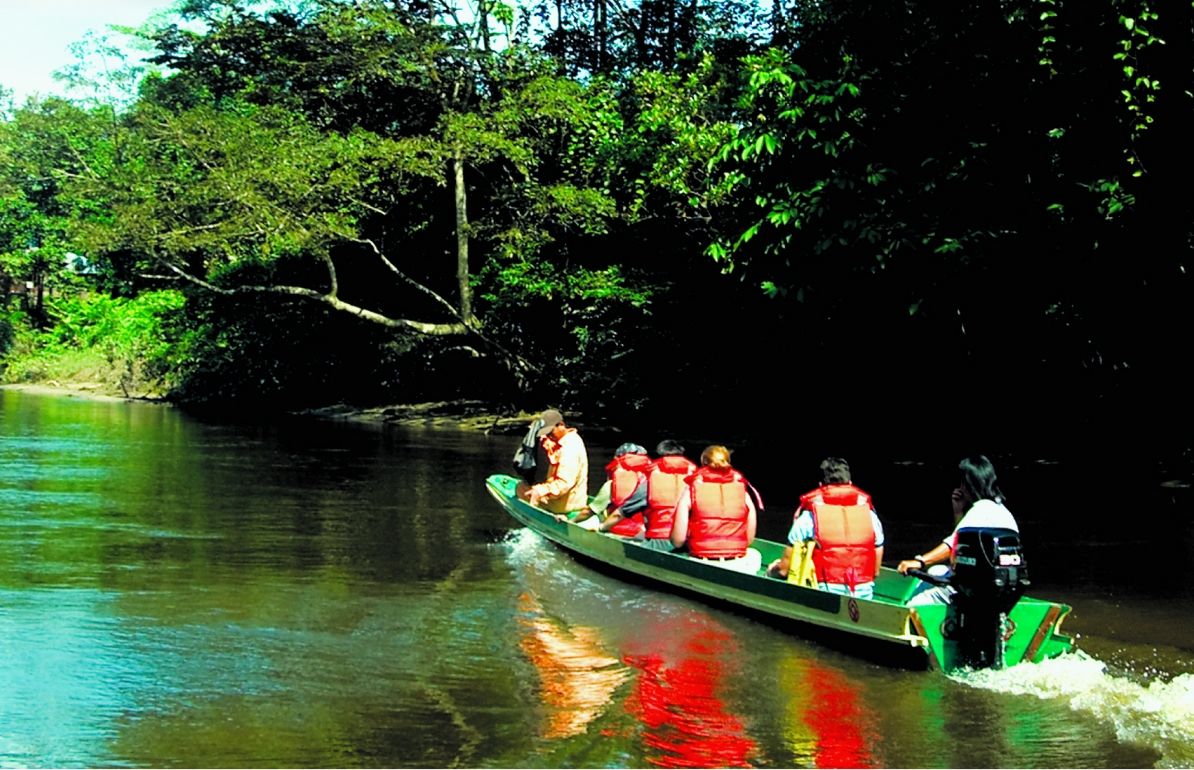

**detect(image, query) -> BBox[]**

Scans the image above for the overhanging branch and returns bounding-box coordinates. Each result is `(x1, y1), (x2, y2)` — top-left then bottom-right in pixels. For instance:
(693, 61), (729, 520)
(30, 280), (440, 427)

(159, 259), (468, 335)
(157, 255), (541, 381)
(352, 237), (462, 319)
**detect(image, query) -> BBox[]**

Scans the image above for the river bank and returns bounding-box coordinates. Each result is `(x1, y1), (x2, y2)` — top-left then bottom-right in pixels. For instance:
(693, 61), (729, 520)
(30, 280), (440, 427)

(0, 384), (595, 436)
(291, 401), (660, 444)
(0, 382), (159, 403)
(9, 381), (1192, 491)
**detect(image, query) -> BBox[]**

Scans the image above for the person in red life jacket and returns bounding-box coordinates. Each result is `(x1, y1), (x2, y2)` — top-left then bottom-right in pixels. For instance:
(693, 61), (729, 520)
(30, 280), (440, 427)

(599, 439), (697, 547)
(670, 445), (762, 574)
(631, 440), (699, 551)
(516, 409), (589, 515)
(567, 443), (651, 531)
(765, 457), (885, 600)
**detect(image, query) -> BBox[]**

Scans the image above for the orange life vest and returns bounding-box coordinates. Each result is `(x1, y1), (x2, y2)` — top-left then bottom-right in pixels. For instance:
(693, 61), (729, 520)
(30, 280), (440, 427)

(605, 452), (651, 507)
(642, 455), (698, 539)
(799, 484), (877, 588)
(686, 467), (751, 558)
(605, 452), (651, 537)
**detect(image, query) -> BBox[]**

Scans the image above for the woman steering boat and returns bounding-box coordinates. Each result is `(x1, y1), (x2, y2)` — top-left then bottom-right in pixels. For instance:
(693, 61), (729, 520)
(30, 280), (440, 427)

(897, 455), (1018, 605)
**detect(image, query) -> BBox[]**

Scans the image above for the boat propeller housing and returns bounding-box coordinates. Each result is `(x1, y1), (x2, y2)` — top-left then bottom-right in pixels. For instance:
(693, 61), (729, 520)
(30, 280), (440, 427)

(950, 527), (1030, 669)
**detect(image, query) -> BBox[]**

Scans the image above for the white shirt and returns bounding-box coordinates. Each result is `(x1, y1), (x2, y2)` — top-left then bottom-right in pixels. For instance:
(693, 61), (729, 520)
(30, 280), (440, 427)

(945, 499), (1018, 555)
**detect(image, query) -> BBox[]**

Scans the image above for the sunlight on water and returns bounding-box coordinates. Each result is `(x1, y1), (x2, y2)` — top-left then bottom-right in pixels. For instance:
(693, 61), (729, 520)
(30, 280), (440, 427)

(958, 651), (1194, 768)
(0, 589), (138, 768)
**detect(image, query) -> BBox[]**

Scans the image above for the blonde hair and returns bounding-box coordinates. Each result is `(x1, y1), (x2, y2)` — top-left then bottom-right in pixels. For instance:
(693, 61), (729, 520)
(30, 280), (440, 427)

(700, 445), (732, 469)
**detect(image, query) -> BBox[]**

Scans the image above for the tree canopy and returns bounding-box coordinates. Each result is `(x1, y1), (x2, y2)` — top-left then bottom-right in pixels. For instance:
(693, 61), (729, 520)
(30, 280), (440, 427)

(1, 0), (1190, 448)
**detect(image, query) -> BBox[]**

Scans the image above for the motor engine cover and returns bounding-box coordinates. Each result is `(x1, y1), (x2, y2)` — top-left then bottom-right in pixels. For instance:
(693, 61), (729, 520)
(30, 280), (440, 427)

(952, 527), (1029, 614)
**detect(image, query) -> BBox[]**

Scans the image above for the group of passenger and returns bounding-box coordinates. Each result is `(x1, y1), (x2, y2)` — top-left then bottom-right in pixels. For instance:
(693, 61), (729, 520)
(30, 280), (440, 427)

(515, 408), (1018, 604)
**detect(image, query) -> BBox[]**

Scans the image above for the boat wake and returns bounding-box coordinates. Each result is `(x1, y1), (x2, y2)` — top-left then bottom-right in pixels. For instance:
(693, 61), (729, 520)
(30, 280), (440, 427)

(956, 651), (1194, 767)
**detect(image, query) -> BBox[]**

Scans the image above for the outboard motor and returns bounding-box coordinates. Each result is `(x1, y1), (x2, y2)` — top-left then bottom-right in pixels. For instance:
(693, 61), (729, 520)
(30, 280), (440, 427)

(949, 527), (1030, 669)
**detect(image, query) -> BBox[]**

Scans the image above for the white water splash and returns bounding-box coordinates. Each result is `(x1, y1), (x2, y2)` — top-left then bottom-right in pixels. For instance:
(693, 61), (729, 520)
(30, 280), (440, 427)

(500, 527), (545, 562)
(497, 528), (689, 620)
(959, 651), (1194, 767)
(497, 529), (612, 594)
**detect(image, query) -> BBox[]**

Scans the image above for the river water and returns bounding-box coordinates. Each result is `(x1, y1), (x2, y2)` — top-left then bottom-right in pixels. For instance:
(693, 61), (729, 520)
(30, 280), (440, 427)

(1, 388), (1191, 768)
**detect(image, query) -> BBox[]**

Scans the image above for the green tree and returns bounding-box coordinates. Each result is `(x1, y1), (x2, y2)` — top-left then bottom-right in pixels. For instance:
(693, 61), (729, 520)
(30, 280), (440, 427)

(0, 98), (122, 323)
(711, 0), (1190, 357)
(85, 0), (669, 393)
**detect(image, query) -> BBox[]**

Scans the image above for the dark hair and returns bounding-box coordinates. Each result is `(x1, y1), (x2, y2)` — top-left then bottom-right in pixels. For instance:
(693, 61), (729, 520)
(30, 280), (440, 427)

(959, 455), (1004, 502)
(656, 439), (685, 456)
(820, 457), (851, 485)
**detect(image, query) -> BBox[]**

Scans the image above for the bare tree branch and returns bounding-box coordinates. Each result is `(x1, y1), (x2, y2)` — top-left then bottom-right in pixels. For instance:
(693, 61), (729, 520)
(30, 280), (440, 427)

(319, 251), (339, 298)
(347, 240), (538, 378)
(352, 237), (462, 318)
(158, 259), (469, 335)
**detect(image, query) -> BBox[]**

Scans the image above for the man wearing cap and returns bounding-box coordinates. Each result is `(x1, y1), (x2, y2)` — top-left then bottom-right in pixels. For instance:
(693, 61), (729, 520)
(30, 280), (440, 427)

(517, 409), (589, 515)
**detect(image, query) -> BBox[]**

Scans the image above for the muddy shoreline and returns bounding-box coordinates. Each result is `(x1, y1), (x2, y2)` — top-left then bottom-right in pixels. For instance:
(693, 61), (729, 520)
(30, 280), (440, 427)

(0, 382), (162, 404)
(0, 385), (594, 436)
(291, 400), (551, 435)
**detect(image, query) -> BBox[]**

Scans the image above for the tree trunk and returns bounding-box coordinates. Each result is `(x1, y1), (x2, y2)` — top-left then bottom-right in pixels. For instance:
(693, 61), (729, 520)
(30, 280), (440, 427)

(480, 0), (491, 52)
(666, 0), (676, 65)
(595, 0), (605, 71)
(453, 150), (473, 326)
(34, 269), (45, 329)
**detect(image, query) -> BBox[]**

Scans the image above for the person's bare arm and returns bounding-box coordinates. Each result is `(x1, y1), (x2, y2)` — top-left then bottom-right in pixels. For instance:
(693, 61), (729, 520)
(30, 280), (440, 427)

(898, 542), (950, 574)
(598, 509), (624, 531)
(898, 489), (967, 574)
(670, 494), (691, 548)
(560, 507), (598, 523)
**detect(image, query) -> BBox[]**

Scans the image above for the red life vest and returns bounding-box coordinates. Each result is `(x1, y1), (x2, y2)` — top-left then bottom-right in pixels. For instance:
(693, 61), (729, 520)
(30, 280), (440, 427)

(605, 452), (651, 537)
(642, 455), (698, 539)
(605, 452), (651, 506)
(686, 467), (751, 558)
(799, 484), (877, 588)
(608, 514), (644, 536)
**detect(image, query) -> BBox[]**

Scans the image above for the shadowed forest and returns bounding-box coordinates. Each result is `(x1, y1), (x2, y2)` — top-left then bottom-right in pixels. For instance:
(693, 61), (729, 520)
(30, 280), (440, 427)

(1, 0), (1191, 465)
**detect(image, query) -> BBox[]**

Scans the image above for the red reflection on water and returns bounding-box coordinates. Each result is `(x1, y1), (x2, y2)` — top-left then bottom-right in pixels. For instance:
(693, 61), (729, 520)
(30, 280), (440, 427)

(516, 591), (628, 740)
(622, 621), (757, 768)
(800, 660), (876, 769)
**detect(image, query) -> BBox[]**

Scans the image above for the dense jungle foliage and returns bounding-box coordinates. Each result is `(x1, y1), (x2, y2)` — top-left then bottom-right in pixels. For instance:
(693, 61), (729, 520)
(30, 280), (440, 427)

(1, 0), (1190, 455)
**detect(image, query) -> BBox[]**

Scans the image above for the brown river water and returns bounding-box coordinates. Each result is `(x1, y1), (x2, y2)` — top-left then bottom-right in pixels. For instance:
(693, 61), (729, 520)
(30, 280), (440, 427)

(1, 388), (1191, 767)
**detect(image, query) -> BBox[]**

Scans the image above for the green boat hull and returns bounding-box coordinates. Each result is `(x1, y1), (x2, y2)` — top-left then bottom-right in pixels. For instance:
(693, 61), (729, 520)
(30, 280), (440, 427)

(487, 474), (1072, 673)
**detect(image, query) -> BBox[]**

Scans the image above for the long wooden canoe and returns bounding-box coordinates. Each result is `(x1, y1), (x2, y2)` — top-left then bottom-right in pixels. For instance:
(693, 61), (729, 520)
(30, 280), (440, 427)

(487, 473), (1072, 674)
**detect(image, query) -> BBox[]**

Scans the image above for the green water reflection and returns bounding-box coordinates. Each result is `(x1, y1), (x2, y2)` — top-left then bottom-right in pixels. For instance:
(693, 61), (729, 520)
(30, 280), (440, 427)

(0, 389), (1171, 767)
